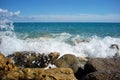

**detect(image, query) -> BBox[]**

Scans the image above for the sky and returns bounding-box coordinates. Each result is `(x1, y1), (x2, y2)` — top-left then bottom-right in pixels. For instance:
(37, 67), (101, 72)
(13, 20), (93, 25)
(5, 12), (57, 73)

(0, 0), (120, 22)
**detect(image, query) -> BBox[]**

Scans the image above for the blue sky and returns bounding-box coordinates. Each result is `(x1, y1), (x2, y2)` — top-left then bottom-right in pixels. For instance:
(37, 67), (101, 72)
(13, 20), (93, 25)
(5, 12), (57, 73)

(0, 0), (120, 22)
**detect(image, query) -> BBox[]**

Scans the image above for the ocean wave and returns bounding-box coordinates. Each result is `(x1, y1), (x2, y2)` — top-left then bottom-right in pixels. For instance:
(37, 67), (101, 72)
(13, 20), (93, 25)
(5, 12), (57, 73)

(0, 34), (120, 58)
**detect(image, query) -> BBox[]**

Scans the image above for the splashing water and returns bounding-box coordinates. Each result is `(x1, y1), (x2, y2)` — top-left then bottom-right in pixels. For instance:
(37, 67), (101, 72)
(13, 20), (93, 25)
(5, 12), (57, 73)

(0, 8), (20, 37)
(0, 8), (20, 55)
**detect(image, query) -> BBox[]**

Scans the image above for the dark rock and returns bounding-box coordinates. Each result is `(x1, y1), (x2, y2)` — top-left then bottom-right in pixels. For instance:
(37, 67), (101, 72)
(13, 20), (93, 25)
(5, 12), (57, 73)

(75, 67), (85, 80)
(110, 44), (120, 57)
(7, 51), (51, 68)
(85, 70), (120, 80)
(84, 57), (120, 80)
(84, 57), (120, 74)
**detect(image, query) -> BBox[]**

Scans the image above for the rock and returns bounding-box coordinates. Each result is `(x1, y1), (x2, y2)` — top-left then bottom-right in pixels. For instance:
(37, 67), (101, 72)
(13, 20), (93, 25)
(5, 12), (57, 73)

(2, 68), (77, 80)
(84, 57), (120, 80)
(48, 52), (60, 63)
(110, 44), (120, 57)
(23, 68), (77, 80)
(2, 70), (24, 80)
(53, 54), (81, 73)
(0, 53), (20, 79)
(52, 54), (89, 79)
(2, 67), (77, 80)
(7, 51), (61, 68)
(84, 57), (120, 74)
(7, 51), (51, 68)
(0, 53), (16, 71)
(85, 70), (120, 80)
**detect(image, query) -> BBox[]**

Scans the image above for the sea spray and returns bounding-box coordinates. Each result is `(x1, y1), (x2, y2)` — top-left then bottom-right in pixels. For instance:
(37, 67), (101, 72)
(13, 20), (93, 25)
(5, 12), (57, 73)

(0, 8), (20, 55)
(0, 8), (19, 37)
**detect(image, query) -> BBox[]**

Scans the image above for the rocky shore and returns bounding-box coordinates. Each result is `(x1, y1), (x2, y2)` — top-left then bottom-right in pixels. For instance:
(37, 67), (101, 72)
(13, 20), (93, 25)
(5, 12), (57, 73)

(0, 51), (120, 80)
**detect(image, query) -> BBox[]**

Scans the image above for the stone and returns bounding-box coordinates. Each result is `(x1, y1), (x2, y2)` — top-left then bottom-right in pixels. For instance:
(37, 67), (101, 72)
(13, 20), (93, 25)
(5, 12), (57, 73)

(7, 51), (51, 68)
(48, 52), (60, 63)
(0, 53), (20, 79)
(85, 70), (120, 80)
(2, 68), (77, 80)
(84, 57), (120, 80)
(2, 70), (24, 80)
(23, 68), (77, 80)
(53, 54), (81, 73)
(84, 57), (120, 74)
(110, 44), (120, 57)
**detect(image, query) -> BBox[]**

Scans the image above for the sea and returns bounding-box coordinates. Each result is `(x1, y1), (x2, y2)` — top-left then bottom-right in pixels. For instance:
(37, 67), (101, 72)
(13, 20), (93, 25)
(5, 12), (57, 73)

(0, 10), (120, 58)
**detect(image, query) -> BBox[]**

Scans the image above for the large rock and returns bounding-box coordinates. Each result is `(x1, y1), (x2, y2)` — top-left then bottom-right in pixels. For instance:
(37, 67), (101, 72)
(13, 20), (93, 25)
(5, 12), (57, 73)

(7, 51), (60, 68)
(52, 54), (87, 80)
(84, 57), (120, 74)
(23, 68), (77, 80)
(85, 70), (120, 80)
(53, 54), (82, 73)
(2, 68), (77, 80)
(84, 57), (120, 80)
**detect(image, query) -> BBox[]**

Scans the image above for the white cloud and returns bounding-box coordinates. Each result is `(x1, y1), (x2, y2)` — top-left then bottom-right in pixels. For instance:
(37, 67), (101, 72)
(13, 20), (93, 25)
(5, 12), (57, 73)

(0, 8), (8, 12)
(0, 8), (20, 19)
(14, 11), (20, 16)
(16, 14), (120, 22)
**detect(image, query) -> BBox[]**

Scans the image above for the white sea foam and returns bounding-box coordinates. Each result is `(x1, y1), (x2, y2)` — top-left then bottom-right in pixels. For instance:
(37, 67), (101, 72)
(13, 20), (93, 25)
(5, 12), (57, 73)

(0, 34), (120, 58)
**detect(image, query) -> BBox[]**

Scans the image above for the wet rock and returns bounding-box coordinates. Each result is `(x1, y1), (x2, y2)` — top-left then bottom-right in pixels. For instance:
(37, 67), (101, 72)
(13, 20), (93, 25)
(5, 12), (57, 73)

(84, 57), (120, 74)
(7, 51), (60, 68)
(52, 54), (89, 80)
(53, 54), (82, 73)
(7, 51), (51, 68)
(110, 44), (120, 57)
(85, 70), (120, 80)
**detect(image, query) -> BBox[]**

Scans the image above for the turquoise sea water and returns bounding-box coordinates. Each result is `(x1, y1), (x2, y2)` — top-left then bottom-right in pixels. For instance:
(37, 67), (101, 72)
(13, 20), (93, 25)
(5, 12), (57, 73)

(14, 22), (120, 39)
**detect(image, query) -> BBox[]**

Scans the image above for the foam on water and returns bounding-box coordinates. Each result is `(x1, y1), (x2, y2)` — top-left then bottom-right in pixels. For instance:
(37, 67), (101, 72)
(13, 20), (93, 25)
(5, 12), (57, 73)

(0, 9), (120, 58)
(1, 33), (120, 58)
